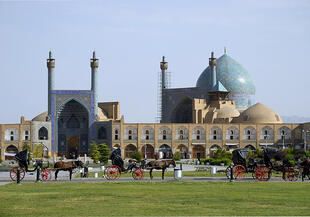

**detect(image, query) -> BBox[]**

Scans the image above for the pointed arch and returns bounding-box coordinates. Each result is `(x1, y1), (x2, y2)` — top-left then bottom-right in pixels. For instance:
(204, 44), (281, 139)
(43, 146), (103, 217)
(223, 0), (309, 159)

(170, 97), (193, 123)
(39, 127), (48, 140)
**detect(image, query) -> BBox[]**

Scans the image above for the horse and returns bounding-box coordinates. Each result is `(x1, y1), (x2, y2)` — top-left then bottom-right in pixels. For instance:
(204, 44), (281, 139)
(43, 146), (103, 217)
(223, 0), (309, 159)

(146, 159), (176, 180)
(54, 160), (84, 180)
(300, 158), (310, 181)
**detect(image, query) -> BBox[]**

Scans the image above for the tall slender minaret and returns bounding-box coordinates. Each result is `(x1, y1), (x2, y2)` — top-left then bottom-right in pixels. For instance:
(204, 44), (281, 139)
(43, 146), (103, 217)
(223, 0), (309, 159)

(160, 56), (168, 89)
(90, 51), (99, 120)
(159, 56), (168, 122)
(209, 52), (217, 88)
(47, 51), (55, 118)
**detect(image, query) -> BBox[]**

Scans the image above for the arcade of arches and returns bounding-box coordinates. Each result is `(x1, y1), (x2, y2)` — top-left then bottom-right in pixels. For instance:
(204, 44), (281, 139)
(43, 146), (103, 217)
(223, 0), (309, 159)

(117, 143), (261, 159)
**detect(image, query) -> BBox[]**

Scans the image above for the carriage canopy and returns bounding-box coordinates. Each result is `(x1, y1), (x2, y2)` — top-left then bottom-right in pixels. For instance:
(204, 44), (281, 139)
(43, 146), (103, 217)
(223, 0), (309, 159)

(232, 148), (249, 165)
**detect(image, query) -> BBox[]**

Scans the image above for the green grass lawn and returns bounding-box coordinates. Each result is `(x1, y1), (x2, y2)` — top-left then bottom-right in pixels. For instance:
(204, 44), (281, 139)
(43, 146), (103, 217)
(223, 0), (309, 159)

(0, 182), (309, 216)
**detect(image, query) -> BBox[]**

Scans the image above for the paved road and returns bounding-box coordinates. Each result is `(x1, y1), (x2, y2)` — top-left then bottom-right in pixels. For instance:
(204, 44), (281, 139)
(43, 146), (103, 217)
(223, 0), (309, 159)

(1, 164), (308, 185)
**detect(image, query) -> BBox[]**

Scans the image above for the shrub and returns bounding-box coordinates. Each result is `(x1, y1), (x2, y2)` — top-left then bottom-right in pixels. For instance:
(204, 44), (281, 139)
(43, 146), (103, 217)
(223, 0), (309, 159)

(220, 158), (232, 166)
(130, 151), (142, 163)
(90, 142), (110, 164)
(212, 148), (232, 159)
(173, 152), (181, 161)
(90, 142), (101, 163)
(98, 143), (110, 164)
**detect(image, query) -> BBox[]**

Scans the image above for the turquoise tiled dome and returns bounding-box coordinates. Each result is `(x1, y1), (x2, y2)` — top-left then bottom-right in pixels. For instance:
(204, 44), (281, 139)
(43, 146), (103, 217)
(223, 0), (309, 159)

(196, 54), (256, 110)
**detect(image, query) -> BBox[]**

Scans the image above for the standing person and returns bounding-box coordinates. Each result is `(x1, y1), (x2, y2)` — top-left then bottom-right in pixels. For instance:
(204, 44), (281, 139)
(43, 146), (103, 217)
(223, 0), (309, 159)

(301, 156), (310, 181)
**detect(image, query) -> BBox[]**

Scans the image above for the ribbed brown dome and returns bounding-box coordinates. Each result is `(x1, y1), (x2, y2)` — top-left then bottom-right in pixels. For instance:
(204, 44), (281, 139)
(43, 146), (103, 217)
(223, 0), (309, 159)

(32, 111), (48, 122)
(233, 103), (283, 124)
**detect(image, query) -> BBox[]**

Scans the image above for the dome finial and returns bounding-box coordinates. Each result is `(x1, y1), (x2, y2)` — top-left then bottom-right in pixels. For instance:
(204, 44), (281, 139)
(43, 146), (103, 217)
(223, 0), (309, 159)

(224, 47), (227, 54)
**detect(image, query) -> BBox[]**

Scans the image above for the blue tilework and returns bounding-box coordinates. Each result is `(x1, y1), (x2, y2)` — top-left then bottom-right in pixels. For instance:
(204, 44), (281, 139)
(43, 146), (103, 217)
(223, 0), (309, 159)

(196, 54), (256, 109)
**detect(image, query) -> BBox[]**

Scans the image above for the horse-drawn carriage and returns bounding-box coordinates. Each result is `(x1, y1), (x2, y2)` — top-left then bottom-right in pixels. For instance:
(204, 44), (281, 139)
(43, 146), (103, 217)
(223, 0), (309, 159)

(103, 148), (145, 180)
(104, 148), (176, 180)
(225, 148), (258, 180)
(226, 148), (300, 181)
(10, 143), (51, 182)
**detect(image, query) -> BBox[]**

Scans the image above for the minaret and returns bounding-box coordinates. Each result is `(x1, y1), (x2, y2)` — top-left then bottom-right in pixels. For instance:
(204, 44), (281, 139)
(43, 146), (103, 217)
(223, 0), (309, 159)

(159, 56), (168, 122)
(160, 56), (168, 89)
(209, 52), (217, 88)
(90, 51), (99, 121)
(47, 51), (55, 118)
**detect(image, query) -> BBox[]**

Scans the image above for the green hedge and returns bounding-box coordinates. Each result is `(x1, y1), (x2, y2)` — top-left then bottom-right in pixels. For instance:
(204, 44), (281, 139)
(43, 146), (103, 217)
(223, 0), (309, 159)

(200, 158), (231, 166)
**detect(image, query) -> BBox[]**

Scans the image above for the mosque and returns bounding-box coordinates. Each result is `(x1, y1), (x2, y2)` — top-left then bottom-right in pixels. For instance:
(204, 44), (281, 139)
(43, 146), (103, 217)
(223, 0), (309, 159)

(0, 50), (309, 161)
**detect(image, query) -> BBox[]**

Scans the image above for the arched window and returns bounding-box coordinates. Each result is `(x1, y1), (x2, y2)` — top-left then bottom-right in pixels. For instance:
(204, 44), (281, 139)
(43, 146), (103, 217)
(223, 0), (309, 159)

(176, 127), (188, 140)
(114, 129), (119, 140)
(179, 130), (184, 140)
(226, 127), (239, 140)
(261, 126), (274, 140)
(197, 130), (200, 140)
(243, 127), (256, 141)
(38, 127), (48, 140)
(5, 128), (19, 141)
(210, 127), (222, 141)
(142, 127), (154, 141)
(23, 130), (30, 141)
(129, 130), (132, 140)
(193, 126), (205, 140)
(159, 127), (171, 140)
(163, 130), (167, 140)
(278, 126), (291, 140)
(125, 127), (137, 140)
(98, 126), (107, 140)
(145, 130), (150, 140)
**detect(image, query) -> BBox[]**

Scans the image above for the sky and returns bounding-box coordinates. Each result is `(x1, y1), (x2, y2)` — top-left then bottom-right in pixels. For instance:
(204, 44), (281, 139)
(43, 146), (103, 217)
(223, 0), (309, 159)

(0, 0), (309, 123)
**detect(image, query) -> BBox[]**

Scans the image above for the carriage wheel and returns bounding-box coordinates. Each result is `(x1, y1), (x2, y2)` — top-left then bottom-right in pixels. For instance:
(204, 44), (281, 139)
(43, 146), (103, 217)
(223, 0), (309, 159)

(233, 165), (246, 180)
(255, 166), (271, 181)
(132, 168), (144, 180)
(283, 168), (299, 182)
(40, 169), (52, 181)
(104, 165), (121, 180)
(10, 167), (26, 181)
(225, 166), (232, 179)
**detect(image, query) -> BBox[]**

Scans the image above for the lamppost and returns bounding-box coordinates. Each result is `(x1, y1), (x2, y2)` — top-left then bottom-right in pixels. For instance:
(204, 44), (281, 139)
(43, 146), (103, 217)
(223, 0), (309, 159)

(281, 131), (285, 150)
(303, 130), (309, 152)
(264, 135), (268, 149)
(144, 144), (147, 159)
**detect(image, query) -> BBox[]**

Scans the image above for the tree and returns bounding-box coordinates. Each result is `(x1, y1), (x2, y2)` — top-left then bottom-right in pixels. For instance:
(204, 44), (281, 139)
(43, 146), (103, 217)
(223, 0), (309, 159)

(98, 143), (110, 164)
(90, 142), (100, 163)
(130, 151), (142, 162)
(173, 151), (181, 161)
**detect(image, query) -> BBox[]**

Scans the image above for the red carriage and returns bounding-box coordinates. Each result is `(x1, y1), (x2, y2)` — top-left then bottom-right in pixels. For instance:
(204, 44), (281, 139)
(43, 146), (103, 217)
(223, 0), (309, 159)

(10, 143), (51, 182)
(226, 148), (300, 181)
(103, 148), (144, 180)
